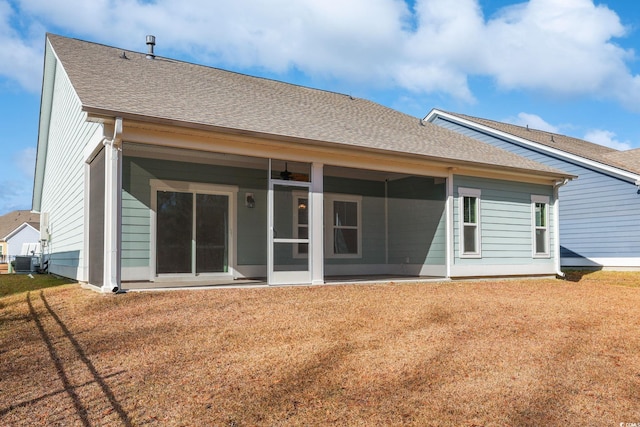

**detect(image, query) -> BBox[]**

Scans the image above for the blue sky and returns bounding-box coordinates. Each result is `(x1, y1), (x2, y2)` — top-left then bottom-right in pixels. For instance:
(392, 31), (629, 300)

(1, 0), (640, 216)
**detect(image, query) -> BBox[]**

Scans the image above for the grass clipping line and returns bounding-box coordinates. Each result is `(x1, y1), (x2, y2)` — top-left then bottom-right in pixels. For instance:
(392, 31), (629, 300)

(1, 274), (640, 425)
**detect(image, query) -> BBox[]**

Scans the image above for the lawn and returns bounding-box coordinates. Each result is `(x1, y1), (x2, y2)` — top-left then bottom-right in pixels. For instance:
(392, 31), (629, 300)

(1, 272), (640, 426)
(0, 273), (76, 298)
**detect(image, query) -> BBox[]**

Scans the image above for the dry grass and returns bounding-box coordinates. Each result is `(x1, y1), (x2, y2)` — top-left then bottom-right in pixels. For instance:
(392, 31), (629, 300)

(2, 273), (640, 426)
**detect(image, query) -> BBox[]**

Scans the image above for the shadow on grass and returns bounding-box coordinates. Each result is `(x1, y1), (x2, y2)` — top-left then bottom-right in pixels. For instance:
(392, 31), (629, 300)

(562, 269), (603, 283)
(0, 274), (76, 298)
(0, 291), (132, 426)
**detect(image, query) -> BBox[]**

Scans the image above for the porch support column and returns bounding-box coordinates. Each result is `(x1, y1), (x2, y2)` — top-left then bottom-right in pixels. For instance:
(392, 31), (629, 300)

(102, 117), (123, 293)
(445, 168), (455, 279)
(553, 179), (569, 278)
(311, 162), (324, 285)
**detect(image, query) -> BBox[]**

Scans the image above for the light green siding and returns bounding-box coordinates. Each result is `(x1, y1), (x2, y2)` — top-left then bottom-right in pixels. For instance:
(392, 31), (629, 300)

(388, 177), (446, 266)
(324, 176), (386, 265)
(122, 158), (448, 275)
(39, 51), (101, 279)
(122, 156), (268, 272)
(454, 176), (555, 265)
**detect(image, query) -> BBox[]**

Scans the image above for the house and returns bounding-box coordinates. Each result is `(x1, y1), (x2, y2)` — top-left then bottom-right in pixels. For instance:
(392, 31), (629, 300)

(32, 34), (574, 292)
(0, 210), (41, 263)
(426, 109), (640, 270)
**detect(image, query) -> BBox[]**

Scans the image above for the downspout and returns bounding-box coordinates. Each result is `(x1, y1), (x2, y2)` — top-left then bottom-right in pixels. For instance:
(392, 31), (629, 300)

(553, 178), (569, 278)
(445, 168), (455, 279)
(102, 117), (123, 293)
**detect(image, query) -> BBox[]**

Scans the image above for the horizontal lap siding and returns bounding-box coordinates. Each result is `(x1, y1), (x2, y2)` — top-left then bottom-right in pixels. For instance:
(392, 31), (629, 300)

(436, 117), (640, 261)
(324, 177), (386, 265)
(40, 58), (101, 279)
(122, 156), (269, 274)
(387, 177), (446, 266)
(454, 176), (554, 265)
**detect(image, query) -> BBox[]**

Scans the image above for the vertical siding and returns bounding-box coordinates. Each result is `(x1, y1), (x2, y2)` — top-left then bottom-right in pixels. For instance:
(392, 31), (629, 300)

(436, 117), (640, 262)
(453, 176), (555, 265)
(39, 59), (101, 279)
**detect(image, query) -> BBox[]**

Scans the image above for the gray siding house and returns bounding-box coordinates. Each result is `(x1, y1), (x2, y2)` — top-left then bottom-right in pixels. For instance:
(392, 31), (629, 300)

(427, 109), (640, 270)
(33, 35), (573, 292)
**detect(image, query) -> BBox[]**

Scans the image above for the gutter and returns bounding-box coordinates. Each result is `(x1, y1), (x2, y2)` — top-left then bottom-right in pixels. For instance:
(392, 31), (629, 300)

(84, 108), (572, 183)
(554, 178), (570, 278)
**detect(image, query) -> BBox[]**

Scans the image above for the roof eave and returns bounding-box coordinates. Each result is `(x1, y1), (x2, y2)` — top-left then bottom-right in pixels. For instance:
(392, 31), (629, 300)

(426, 109), (639, 183)
(85, 107), (572, 183)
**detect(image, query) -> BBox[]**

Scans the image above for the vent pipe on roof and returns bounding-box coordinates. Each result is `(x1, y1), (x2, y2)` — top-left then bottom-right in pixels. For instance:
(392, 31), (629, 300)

(146, 35), (156, 59)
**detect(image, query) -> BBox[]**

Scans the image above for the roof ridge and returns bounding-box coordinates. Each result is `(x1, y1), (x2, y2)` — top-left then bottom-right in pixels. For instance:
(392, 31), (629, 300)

(436, 110), (640, 175)
(47, 33), (358, 101)
(447, 111), (618, 151)
(45, 35), (573, 179)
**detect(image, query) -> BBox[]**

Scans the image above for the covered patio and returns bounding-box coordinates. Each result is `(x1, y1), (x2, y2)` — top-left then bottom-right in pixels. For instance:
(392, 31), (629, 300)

(118, 144), (448, 288)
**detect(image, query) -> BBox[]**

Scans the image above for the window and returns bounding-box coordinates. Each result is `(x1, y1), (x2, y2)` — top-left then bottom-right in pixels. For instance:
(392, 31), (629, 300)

(459, 188), (481, 257)
(532, 195), (550, 257)
(325, 194), (362, 258)
(293, 193), (309, 257)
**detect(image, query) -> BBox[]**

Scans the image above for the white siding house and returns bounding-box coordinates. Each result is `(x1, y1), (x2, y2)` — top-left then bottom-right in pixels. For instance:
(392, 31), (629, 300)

(33, 35), (574, 292)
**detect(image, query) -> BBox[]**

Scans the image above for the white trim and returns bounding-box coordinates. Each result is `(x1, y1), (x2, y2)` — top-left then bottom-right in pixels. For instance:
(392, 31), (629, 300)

(149, 179), (238, 280)
(561, 257), (640, 268)
(531, 195), (550, 259)
(3, 222), (39, 241)
(268, 160), (313, 285)
(324, 193), (363, 259)
(446, 171), (454, 278)
(102, 135), (122, 293)
(425, 109), (636, 184)
(82, 160), (90, 283)
(458, 187), (481, 259)
(451, 263), (555, 277)
(324, 263), (446, 277)
(310, 163), (324, 284)
(292, 190), (309, 259)
(531, 195), (550, 204)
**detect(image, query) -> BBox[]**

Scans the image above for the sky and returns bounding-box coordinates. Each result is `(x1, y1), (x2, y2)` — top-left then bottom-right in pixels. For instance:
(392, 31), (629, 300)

(1, 0), (640, 216)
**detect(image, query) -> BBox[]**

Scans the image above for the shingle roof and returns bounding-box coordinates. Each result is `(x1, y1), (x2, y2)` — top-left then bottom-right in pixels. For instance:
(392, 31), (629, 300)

(442, 111), (640, 176)
(47, 34), (570, 179)
(0, 211), (39, 241)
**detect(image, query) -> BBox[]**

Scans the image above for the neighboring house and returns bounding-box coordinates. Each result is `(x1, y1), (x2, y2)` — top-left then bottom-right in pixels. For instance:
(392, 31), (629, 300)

(426, 109), (640, 269)
(0, 210), (41, 262)
(33, 34), (574, 292)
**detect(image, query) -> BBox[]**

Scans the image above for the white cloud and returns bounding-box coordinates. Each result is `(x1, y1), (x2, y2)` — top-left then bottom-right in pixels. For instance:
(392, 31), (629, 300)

(0, 1), (43, 92)
(583, 129), (633, 150)
(13, 147), (36, 178)
(0, 181), (32, 214)
(507, 112), (559, 133)
(4, 0), (640, 110)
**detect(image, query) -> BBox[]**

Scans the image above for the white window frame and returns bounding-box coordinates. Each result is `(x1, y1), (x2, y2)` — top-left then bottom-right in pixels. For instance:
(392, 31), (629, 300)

(324, 193), (362, 259)
(292, 190), (309, 258)
(531, 195), (550, 258)
(458, 187), (481, 258)
(149, 179), (238, 279)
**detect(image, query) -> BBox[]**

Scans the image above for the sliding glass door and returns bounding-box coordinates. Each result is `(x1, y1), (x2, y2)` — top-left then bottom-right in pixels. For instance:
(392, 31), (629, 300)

(195, 194), (228, 273)
(154, 182), (235, 277)
(156, 191), (193, 274)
